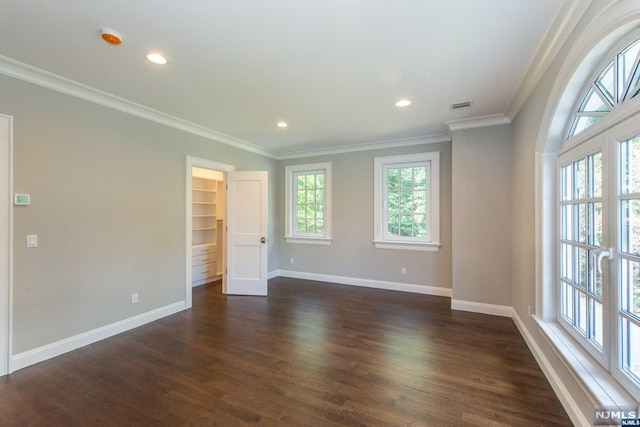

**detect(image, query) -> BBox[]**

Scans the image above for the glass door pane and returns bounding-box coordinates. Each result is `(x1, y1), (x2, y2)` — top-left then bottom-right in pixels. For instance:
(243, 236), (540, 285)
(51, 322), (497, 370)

(558, 144), (606, 354)
(618, 135), (640, 383)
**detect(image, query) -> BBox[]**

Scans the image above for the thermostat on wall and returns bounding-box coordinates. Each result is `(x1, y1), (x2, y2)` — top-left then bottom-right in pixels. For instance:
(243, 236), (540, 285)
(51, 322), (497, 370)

(14, 194), (30, 206)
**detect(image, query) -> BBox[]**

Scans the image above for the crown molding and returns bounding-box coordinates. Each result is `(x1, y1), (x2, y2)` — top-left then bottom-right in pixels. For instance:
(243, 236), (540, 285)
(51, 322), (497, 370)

(0, 55), (278, 159)
(276, 134), (451, 160)
(506, 0), (592, 121)
(445, 114), (511, 133)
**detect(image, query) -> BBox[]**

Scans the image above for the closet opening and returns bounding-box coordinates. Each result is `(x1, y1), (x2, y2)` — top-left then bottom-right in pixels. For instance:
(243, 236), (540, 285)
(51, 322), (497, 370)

(191, 167), (224, 290)
(185, 156), (234, 309)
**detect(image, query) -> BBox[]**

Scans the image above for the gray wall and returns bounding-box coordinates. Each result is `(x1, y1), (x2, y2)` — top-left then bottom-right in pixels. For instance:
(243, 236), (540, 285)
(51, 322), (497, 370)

(278, 142), (452, 290)
(1, 75), (279, 354)
(511, 0), (624, 420)
(451, 124), (512, 306)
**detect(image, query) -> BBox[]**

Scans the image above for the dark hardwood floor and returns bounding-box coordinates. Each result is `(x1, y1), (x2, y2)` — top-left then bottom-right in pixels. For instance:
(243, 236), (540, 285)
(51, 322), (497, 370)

(0, 278), (571, 426)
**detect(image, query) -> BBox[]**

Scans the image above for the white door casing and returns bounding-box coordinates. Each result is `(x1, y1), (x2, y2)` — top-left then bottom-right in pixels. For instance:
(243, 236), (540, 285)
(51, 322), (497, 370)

(225, 171), (268, 296)
(0, 114), (12, 376)
(185, 156), (234, 309)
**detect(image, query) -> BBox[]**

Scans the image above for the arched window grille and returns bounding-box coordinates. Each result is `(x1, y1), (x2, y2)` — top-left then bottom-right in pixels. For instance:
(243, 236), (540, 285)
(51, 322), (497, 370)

(567, 38), (640, 139)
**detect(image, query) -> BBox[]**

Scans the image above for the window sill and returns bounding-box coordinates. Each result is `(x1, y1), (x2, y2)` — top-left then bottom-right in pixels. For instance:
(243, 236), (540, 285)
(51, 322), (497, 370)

(284, 236), (333, 245)
(372, 240), (441, 252)
(534, 316), (638, 408)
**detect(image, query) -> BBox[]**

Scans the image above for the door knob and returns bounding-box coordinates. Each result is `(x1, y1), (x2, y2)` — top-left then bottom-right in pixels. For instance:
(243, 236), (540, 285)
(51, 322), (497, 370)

(261, 237), (266, 244)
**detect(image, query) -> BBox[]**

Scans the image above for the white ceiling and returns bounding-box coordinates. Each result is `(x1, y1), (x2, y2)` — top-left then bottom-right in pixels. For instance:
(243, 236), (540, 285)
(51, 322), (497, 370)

(0, 0), (567, 156)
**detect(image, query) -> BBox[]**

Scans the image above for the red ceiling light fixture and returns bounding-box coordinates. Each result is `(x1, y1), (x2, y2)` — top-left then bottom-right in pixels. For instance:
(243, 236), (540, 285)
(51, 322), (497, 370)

(101, 28), (123, 45)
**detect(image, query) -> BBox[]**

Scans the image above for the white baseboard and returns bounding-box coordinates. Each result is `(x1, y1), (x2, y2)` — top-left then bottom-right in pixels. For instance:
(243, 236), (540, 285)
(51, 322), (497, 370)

(512, 310), (590, 427)
(274, 269), (452, 297)
(267, 270), (279, 280)
(451, 299), (513, 317)
(11, 301), (185, 373)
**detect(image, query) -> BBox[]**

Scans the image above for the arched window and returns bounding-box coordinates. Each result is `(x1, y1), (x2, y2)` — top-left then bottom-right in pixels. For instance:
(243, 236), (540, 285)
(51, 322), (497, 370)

(567, 38), (640, 138)
(558, 33), (640, 402)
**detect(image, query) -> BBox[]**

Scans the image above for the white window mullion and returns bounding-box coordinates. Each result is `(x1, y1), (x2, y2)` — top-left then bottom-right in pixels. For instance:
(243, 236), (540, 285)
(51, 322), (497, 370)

(621, 51), (640, 102)
(605, 134), (618, 375)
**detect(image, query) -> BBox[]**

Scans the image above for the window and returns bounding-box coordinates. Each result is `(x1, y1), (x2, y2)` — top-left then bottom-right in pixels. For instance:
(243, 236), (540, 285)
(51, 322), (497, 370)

(284, 162), (332, 245)
(558, 147), (606, 364)
(536, 15), (640, 410)
(567, 37), (640, 139)
(373, 153), (440, 251)
(558, 125), (640, 400)
(617, 134), (640, 389)
(556, 35), (640, 399)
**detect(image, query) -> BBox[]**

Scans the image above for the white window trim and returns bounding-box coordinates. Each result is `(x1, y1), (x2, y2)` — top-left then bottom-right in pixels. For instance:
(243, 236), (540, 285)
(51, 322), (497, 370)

(550, 33), (640, 403)
(534, 316), (637, 409)
(533, 4), (640, 415)
(551, 99), (640, 405)
(538, 107), (640, 417)
(284, 162), (332, 245)
(373, 152), (441, 252)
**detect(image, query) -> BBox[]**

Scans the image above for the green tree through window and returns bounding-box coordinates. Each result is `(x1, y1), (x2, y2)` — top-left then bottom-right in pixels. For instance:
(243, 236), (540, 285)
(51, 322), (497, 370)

(386, 166), (427, 238)
(295, 172), (325, 234)
(374, 152), (439, 251)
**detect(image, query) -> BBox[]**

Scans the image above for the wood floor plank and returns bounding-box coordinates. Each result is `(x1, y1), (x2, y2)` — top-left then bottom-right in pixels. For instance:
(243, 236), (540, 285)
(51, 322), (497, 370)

(0, 277), (572, 426)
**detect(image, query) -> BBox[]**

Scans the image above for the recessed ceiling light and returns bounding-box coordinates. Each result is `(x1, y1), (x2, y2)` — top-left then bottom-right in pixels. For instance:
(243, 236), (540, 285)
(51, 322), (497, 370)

(277, 121), (288, 128)
(395, 99), (412, 107)
(146, 53), (168, 65)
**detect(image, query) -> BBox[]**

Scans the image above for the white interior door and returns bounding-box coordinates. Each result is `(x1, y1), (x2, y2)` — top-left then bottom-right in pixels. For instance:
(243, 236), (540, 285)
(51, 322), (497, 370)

(224, 171), (268, 296)
(0, 115), (12, 376)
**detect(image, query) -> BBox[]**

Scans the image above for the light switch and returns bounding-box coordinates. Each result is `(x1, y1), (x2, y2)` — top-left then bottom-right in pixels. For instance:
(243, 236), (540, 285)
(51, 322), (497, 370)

(26, 235), (37, 248)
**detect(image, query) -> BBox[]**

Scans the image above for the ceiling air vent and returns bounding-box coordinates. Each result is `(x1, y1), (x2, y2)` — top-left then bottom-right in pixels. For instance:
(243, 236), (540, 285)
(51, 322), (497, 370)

(450, 101), (473, 111)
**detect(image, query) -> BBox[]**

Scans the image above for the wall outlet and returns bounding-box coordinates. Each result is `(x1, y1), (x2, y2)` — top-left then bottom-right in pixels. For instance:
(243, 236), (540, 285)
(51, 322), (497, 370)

(26, 234), (38, 248)
(131, 293), (138, 304)
(401, 267), (406, 275)
(290, 257), (294, 264)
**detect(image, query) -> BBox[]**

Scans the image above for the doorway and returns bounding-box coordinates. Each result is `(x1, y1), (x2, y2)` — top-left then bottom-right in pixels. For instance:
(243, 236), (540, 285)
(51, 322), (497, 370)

(185, 156), (234, 309)
(0, 114), (12, 376)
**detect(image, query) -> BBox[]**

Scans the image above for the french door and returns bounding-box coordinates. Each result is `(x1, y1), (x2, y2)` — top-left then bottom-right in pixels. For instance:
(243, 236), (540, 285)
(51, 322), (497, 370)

(558, 117), (640, 399)
(558, 135), (609, 365)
